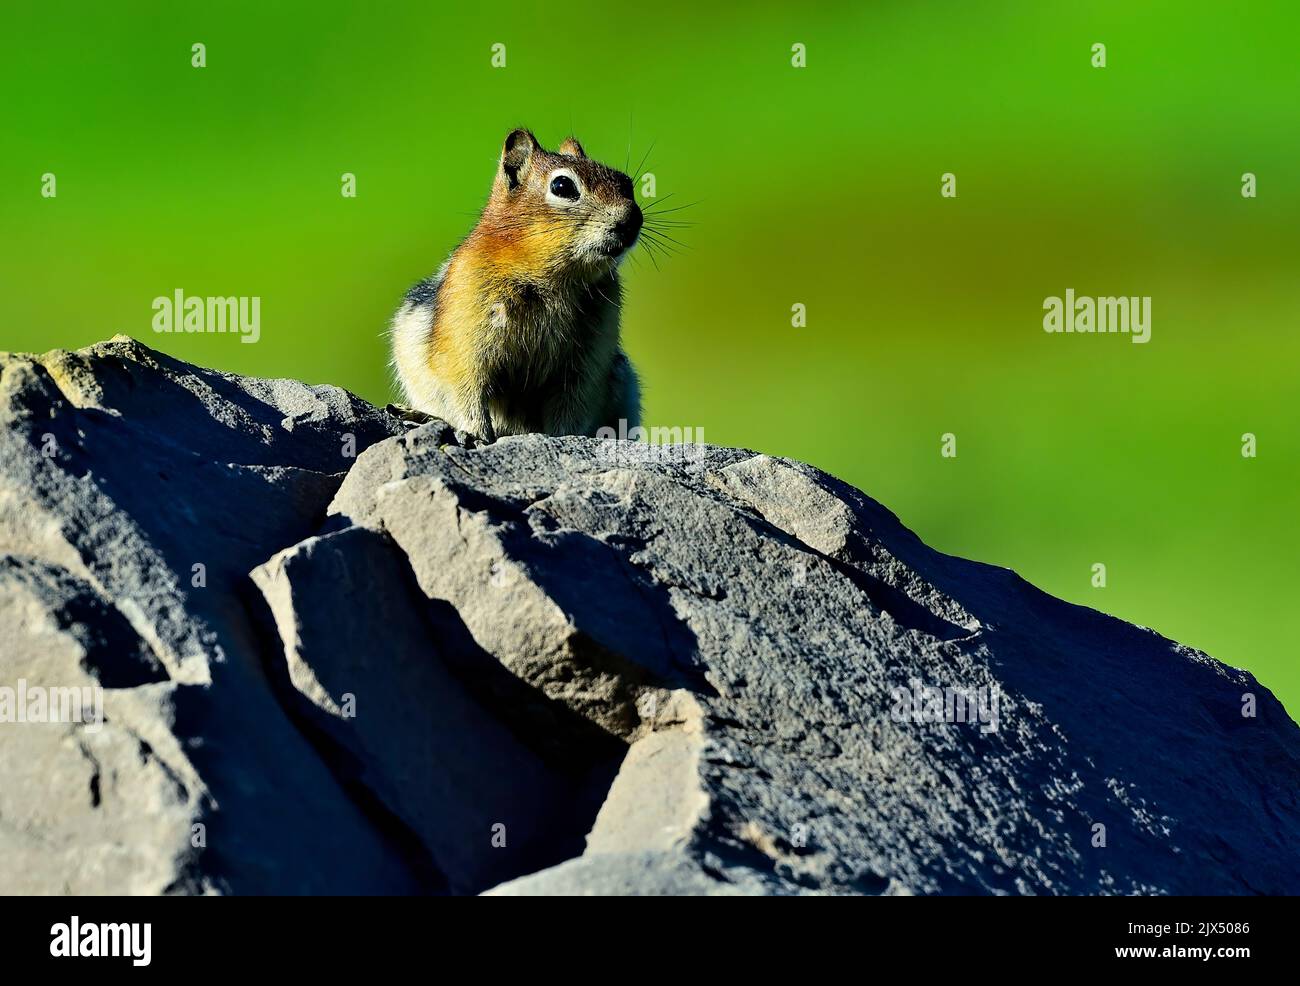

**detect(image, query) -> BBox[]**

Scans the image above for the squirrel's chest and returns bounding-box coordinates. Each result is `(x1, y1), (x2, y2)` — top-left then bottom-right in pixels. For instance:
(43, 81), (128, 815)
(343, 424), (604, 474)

(482, 281), (611, 368)
(477, 285), (617, 429)
(485, 321), (583, 416)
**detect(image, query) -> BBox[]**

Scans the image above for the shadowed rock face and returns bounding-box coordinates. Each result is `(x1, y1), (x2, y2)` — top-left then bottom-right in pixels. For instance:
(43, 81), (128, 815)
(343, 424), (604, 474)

(1, 337), (1297, 896)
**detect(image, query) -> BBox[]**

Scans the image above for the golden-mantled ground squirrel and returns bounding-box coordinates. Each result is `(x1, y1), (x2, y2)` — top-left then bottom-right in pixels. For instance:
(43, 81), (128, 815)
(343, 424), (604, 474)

(390, 128), (643, 441)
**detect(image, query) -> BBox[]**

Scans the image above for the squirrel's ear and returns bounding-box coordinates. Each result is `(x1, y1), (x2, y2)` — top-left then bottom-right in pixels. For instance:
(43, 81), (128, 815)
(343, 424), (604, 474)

(501, 128), (538, 189)
(558, 136), (586, 159)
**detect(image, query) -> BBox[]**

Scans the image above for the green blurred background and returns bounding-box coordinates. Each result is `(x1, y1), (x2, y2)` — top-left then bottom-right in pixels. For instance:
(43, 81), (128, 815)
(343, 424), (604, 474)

(3, 3), (1296, 717)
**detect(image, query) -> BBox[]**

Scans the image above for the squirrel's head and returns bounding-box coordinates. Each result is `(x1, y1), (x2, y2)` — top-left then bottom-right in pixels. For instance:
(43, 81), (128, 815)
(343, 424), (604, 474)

(484, 128), (643, 276)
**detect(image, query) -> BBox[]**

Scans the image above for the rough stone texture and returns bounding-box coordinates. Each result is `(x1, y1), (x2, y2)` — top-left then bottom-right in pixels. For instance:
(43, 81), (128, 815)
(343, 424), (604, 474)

(2, 337), (1298, 895)
(0, 338), (419, 893)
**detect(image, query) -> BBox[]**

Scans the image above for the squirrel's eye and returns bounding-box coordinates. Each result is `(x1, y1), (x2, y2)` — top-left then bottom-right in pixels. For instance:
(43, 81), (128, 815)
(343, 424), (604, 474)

(549, 175), (579, 200)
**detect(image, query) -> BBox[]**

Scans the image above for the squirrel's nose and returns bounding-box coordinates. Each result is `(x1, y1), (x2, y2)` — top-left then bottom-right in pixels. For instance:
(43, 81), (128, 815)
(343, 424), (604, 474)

(614, 207), (643, 248)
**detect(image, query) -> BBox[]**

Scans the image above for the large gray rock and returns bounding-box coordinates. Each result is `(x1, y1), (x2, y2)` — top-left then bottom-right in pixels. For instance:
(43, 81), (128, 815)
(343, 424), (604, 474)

(2, 337), (1297, 895)
(0, 338), (421, 893)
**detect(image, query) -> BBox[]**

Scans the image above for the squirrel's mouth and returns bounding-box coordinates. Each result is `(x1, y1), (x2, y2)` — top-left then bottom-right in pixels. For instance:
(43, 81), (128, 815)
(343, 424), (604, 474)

(597, 238), (630, 258)
(598, 221), (642, 258)
(585, 210), (642, 262)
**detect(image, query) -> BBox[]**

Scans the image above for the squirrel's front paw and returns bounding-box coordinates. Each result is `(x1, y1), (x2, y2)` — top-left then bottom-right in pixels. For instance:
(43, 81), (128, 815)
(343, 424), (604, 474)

(453, 428), (497, 448)
(385, 403), (436, 430)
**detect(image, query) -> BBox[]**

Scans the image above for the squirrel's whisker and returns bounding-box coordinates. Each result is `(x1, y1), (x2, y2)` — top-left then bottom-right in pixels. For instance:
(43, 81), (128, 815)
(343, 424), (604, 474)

(638, 228), (687, 253)
(641, 199), (702, 216)
(632, 140), (656, 183)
